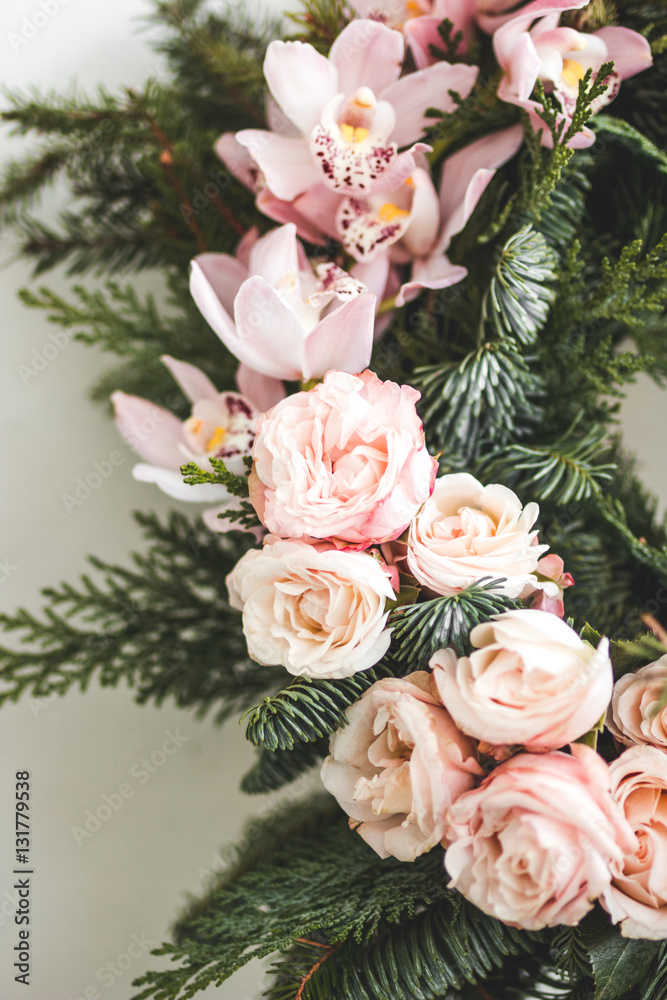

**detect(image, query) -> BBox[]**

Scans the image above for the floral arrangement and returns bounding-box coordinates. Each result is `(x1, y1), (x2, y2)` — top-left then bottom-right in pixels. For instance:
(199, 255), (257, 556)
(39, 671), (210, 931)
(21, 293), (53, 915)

(2, 0), (667, 997)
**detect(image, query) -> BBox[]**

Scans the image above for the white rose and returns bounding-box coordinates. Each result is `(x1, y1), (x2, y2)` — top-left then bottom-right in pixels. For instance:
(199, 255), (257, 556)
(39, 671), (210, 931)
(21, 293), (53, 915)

(431, 609), (613, 751)
(226, 537), (395, 679)
(406, 473), (546, 598)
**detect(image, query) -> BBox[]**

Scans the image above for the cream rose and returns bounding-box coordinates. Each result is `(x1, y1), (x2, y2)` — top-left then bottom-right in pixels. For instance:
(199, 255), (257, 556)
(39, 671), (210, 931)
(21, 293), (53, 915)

(321, 672), (482, 861)
(431, 609), (613, 751)
(226, 536), (395, 678)
(406, 473), (546, 598)
(249, 369), (438, 548)
(603, 745), (667, 938)
(606, 657), (667, 751)
(445, 746), (636, 930)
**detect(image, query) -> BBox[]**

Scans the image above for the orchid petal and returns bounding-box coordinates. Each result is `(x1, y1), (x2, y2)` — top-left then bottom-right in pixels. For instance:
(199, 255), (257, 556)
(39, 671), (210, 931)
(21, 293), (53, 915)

(132, 464), (230, 502)
(329, 20), (404, 96)
(382, 63), (479, 147)
(236, 130), (321, 201)
(264, 40), (339, 135)
(236, 363), (286, 412)
(302, 292), (376, 380)
(248, 223), (300, 287)
(233, 275), (306, 380)
(371, 143), (431, 193)
(111, 392), (184, 469)
(396, 256), (467, 307)
(438, 125), (524, 248)
(190, 256), (242, 344)
(160, 355), (219, 404)
(594, 26), (653, 80)
(256, 184), (340, 245)
(214, 133), (262, 191)
(351, 254), (391, 303)
(235, 227), (259, 268)
(405, 16), (449, 71)
(401, 169), (441, 258)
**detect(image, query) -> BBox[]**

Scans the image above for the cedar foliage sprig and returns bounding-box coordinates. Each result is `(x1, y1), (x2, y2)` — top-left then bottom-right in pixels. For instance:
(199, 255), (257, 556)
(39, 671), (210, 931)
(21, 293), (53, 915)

(0, 512), (274, 722)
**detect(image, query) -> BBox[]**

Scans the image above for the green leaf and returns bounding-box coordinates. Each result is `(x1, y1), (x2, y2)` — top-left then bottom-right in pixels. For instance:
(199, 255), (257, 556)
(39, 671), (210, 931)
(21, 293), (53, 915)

(580, 908), (661, 999)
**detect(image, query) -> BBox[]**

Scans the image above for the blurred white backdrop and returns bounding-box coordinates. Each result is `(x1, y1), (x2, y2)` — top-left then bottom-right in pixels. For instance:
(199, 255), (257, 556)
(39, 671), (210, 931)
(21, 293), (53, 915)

(0, 2), (666, 999)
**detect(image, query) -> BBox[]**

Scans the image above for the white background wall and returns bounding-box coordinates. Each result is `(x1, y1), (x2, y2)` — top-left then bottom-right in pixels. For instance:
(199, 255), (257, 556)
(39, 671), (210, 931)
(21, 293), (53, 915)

(0, 3), (666, 999)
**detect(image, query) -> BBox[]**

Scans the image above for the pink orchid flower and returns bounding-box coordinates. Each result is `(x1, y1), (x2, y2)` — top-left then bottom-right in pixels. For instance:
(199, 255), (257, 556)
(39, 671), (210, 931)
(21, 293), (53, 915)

(234, 19), (478, 202)
(349, 124), (523, 306)
(494, 0), (652, 148)
(111, 356), (260, 533)
(190, 222), (376, 385)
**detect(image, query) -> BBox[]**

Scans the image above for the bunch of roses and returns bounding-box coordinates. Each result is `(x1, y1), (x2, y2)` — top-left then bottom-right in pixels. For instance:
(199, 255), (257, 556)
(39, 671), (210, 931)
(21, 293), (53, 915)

(107, 0), (661, 945)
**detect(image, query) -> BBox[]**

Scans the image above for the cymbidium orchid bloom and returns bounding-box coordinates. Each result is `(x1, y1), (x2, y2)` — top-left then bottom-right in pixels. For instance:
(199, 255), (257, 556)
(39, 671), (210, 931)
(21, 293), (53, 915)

(349, 124), (524, 306)
(111, 356), (260, 534)
(190, 222), (376, 386)
(494, 0), (652, 148)
(234, 19), (478, 202)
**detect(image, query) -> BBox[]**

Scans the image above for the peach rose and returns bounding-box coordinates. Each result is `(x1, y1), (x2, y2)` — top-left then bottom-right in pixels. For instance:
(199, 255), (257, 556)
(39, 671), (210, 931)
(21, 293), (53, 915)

(320, 672), (482, 861)
(407, 473), (546, 598)
(226, 536), (395, 678)
(445, 746), (636, 930)
(603, 746), (667, 938)
(249, 369), (438, 548)
(431, 609), (613, 751)
(606, 657), (667, 751)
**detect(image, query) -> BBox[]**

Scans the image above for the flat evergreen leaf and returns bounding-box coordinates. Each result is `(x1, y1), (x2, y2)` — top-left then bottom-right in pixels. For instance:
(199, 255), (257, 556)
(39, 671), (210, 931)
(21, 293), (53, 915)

(580, 909), (661, 999)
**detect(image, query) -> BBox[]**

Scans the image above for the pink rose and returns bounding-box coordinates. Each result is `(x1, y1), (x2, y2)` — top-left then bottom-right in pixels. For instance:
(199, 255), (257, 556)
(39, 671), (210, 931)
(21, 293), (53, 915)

(431, 609), (613, 751)
(406, 473), (546, 598)
(445, 746), (636, 930)
(226, 536), (395, 678)
(249, 369), (438, 548)
(606, 657), (667, 752)
(321, 672), (482, 861)
(603, 746), (667, 939)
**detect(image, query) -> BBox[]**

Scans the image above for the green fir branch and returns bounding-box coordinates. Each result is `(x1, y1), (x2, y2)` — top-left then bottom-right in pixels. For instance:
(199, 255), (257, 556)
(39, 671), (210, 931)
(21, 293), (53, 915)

(415, 340), (543, 461)
(478, 420), (616, 505)
(240, 738), (329, 795)
(131, 796), (536, 1000)
(244, 664), (397, 752)
(0, 512), (274, 722)
(486, 225), (557, 344)
(388, 578), (523, 670)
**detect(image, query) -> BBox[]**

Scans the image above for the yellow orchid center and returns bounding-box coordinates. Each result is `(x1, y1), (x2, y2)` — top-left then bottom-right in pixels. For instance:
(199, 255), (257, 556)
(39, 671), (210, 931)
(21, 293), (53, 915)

(561, 59), (586, 89)
(340, 123), (370, 143)
(378, 203), (411, 223)
(186, 417), (203, 435)
(206, 426), (227, 452)
(405, 0), (423, 15)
